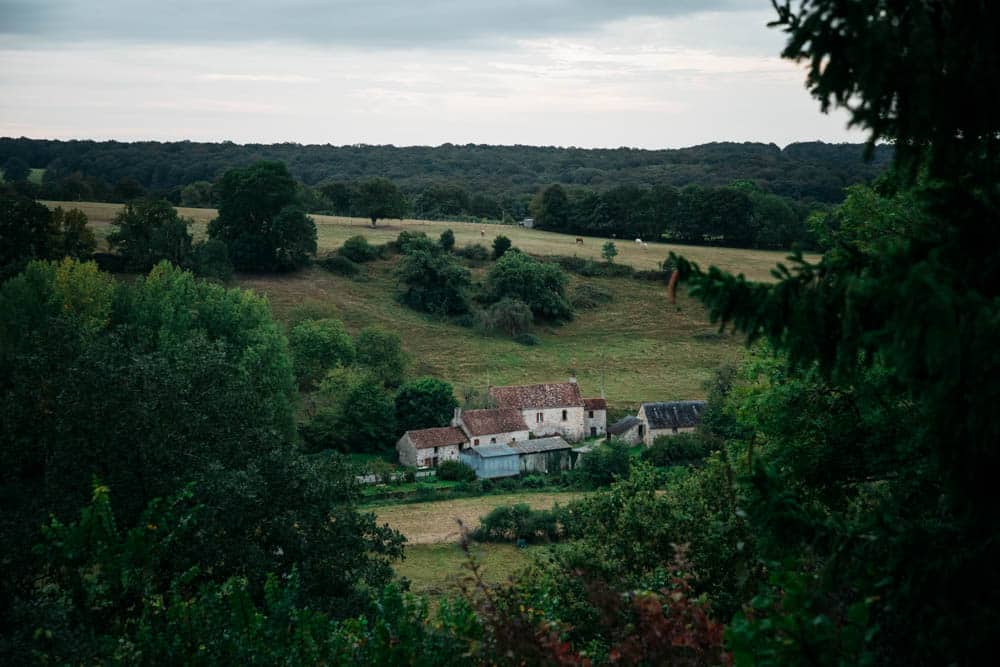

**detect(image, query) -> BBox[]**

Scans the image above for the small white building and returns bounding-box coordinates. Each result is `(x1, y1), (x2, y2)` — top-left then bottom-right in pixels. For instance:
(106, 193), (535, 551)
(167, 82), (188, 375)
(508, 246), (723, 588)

(396, 426), (467, 468)
(606, 415), (644, 445)
(637, 401), (707, 446)
(520, 217), (534, 229)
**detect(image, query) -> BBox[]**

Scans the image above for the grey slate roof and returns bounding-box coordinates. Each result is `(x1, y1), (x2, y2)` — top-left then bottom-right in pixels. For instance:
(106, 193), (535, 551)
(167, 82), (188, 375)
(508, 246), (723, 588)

(641, 401), (707, 430)
(508, 436), (571, 455)
(467, 443), (517, 458)
(607, 415), (641, 435)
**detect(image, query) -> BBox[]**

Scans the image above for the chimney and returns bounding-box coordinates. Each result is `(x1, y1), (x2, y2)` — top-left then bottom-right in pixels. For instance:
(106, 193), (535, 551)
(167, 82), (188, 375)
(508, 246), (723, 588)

(452, 407), (462, 427)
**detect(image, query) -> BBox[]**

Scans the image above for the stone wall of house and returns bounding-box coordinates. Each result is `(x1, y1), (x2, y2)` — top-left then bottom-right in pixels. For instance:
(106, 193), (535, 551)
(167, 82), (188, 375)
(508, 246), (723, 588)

(609, 423), (644, 446)
(396, 435), (418, 467)
(414, 443), (462, 468)
(521, 407), (586, 442)
(585, 409), (607, 438)
(643, 426), (696, 447)
(468, 429), (530, 448)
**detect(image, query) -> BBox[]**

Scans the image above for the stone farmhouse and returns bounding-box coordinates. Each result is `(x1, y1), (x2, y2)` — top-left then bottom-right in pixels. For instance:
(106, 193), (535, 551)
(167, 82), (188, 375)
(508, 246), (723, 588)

(396, 379), (607, 469)
(637, 401), (707, 446)
(489, 380), (606, 442)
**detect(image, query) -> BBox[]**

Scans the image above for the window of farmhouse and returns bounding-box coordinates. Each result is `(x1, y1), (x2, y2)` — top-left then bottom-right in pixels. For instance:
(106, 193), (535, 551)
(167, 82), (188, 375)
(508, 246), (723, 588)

(562, 409), (567, 420)
(588, 410), (594, 418)
(536, 413), (543, 423)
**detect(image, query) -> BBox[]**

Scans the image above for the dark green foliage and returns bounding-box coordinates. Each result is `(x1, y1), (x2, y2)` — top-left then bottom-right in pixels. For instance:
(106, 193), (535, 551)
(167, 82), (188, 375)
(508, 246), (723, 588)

(601, 240), (618, 262)
(530, 183), (572, 230)
(394, 377), (459, 434)
(569, 283), (613, 310)
(108, 198), (192, 271)
(512, 332), (540, 346)
(353, 177), (407, 226)
(51, 207), (97, 260)
(339, 234), (379, 262)
(208, 161), (316, 271)
(546, 254), (635, 279)
(288, 318), (356, 389)
(336, 377), (398, 452)
(2, 155), (30, 182)
(471, 503), (564, 543)
(455, 243), (489, 262)
(439, 228), (456, 251)
(180, 179), (213, 207)
(436, 459), (476, 482)
(491, 234), (511, 260)
(476, 298), (534, 337)
(642, 433), (715, 467)
(0, 194), (60, 278)
(189, 238), (233, 281)
(319, 253), (361, 276)
(111, 176), (144, 203)
(355, 326), (408, 388)
(573, 440), (631, 488)
(0, 260), (402, 632)
(396, 249), (471, 316)
(396, 230), (439, 255)
(482, 251), (572, 321)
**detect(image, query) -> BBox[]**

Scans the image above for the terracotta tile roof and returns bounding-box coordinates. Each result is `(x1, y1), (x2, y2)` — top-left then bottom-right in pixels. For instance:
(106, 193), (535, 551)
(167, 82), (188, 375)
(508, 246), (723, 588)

(461, 408), (528, 436)
(583, 397), (607, 410)
(405, 426), (467, 450)
(489, 382), (584, 409)
(641, 401), (707, 430)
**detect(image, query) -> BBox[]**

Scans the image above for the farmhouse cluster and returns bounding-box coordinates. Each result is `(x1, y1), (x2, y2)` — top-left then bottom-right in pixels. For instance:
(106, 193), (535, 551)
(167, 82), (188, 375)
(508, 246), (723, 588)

(396, 378), (706, 478)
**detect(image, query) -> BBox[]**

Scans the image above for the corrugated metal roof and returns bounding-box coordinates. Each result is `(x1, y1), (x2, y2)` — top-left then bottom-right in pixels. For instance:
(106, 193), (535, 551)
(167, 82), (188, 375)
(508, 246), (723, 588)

(509, 436), (571, 454)
(467, 443), (517, 458)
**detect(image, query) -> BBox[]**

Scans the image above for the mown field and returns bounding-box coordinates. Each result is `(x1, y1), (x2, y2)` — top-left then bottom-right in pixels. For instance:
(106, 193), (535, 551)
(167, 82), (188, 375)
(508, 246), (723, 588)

(40, 200), (801, 405)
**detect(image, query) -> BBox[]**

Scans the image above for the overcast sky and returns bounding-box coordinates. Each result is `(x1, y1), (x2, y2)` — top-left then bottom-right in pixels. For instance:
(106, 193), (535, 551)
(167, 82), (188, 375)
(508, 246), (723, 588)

(0, 1), (862, 148)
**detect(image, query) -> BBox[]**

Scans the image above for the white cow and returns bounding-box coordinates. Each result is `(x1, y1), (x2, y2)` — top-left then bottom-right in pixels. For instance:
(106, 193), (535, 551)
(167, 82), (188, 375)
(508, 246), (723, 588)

(635, 238), (642, 243)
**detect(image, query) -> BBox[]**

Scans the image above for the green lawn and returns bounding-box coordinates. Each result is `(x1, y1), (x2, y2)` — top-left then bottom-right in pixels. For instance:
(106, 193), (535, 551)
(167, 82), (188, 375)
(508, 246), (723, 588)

(395, 542), (538, 599)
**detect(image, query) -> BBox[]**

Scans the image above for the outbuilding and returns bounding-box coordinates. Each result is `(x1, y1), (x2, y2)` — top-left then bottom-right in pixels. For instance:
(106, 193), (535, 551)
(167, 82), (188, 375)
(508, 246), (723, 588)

(459, 443), (520, 479)
(509, 436), (573, 474)
(396, 426), (467, 468)
(583, 397), (607, 438)
(606, 415), (644, 445)
(637, 401), (707, 446)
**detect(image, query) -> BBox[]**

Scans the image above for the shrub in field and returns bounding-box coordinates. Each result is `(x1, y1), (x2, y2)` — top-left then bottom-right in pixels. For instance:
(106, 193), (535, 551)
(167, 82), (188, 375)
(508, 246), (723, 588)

(396, 230), (438, 255)
(355, 326), (408, 388)
(455, 243), (489, 262)
(108, 198), (193, 271)
(439, 228), (455, 252)
(476, 297), (534, 336)
(513, 332), (540, 346)
(471, 503), (563, 543)
(318, 253), (360, 276)
(189, 238), (233, 281)
(642, 432), (715, 467)
(288, 318), (355, 389)
(396, 250), (471, 316)
(483, 251), (573, 321)
(339, 235), (379, 263)
(492, 234), (512, 259)
(436, 459), (476, 482)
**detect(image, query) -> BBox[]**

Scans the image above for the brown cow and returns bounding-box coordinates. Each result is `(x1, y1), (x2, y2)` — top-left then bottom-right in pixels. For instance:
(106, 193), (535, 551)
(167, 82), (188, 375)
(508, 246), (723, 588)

(575, 237), (584, 244)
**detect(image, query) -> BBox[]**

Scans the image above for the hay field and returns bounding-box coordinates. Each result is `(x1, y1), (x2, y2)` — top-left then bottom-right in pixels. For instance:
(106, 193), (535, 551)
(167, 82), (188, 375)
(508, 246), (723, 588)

(394, 542), (537, 599)
(43, 200), (810, 282)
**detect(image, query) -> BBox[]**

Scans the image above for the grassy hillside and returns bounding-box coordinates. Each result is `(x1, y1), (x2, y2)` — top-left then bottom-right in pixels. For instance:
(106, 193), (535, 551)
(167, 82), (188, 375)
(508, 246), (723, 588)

(40, 200), (800, 405)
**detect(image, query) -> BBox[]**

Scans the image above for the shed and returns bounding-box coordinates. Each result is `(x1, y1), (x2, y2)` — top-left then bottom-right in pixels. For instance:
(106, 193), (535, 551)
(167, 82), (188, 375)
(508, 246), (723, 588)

(638, 400), (707, 446)
(520, 217), (534, 228)
(606, 415), (643, 445)
(459, 443), (519, 479)
(509, 436), (573, 474)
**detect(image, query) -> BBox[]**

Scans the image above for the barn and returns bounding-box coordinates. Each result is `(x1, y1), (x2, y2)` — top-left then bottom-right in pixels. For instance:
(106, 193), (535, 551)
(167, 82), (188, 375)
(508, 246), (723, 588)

(509, 436), (573, 474)
(637, 401), (707, 446)
(459, 443), (519, 479)
(606, 415), (643, 445)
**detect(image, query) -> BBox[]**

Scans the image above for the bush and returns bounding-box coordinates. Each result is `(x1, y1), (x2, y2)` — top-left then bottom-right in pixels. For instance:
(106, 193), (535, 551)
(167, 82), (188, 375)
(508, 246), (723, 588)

(455, 243), (489, 262)
(287, 318), (355, 389)
(318, 253), (360, 276)
(476, 298), (534, 336)
(570, 283), (614, 309)
(396, 250), (471, 316)
(439, 229), (455, 252)
(437, 459), (476, 482)
(394, 377), (458, 434)
(483, 252), (573, 321)
(396, 230), (438, 255)
(513, 332), (541, 346)
(339, 235), (378, 263)
(492, 235), (512, 259)
(574, 440), (632, 487)
(356, 327), (408, 387)
(642, 432), (715, 467)
(472, 503), (564, 543)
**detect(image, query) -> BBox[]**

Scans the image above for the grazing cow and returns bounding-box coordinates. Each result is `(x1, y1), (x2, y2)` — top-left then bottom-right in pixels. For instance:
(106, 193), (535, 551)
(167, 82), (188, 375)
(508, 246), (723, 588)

(643, 242), (648, 248)
(635, 238), (642, 244)
(575, 237), (584, 245)
(480, 229), (485, 237)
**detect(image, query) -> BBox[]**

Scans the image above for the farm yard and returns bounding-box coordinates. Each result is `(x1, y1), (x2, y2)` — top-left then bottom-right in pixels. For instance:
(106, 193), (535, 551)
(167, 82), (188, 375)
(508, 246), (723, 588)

(41, 200), (801, 405)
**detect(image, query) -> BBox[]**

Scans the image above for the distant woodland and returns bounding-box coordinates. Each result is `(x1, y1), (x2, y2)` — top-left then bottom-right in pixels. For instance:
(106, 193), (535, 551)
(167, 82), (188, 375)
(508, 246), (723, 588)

(0, 138), (891, 249)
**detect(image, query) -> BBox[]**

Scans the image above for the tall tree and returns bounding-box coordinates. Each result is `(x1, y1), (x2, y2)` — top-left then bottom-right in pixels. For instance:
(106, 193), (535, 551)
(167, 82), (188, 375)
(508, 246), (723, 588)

(2, 156), (30, 183)
(209, 161), (317, 271)
(108, 198), (193, 271)
(353, 177), (407, 227)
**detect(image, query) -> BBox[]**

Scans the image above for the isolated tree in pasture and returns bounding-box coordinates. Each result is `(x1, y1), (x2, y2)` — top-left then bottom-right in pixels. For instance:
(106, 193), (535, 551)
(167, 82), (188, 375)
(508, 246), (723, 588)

(483, 251), (572, 321)
(353, 177), (407, 227)
(394, 377), (459, 435)
(209, 161), (317, 271)
(396, 250), (471, 316)
(439, 228), (455, 252)
(602, 240), (618, 263)
(108, 198), (193, 271)
(51, 206), (96, 259)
